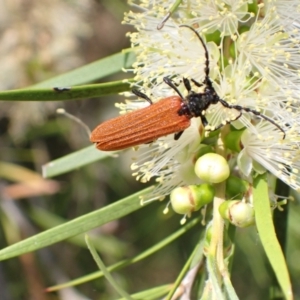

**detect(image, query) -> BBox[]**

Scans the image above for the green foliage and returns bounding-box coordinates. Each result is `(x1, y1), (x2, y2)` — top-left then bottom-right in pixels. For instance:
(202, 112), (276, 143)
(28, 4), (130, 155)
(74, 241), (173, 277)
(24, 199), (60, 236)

(0, 2), (297, 299)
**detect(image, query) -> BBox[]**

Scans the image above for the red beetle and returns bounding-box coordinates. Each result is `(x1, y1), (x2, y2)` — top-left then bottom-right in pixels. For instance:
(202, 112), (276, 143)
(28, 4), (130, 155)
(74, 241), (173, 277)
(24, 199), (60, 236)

(90, 25), (285, 151)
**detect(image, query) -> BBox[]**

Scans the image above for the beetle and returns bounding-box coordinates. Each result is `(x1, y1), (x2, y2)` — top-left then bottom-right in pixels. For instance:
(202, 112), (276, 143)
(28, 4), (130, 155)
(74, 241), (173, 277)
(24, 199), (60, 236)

(90, 93), (191, 151)
(90, 25), (285, 151)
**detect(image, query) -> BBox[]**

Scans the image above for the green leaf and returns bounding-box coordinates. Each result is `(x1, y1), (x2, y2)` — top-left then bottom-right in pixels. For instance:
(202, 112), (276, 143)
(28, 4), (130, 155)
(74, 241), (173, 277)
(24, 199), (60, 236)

(253, 175), (292, 300)
(157, 0), (184, 30)
(32, 51), (136, 87)
(0, 187), (153, 261)
(165, 233), (205, 300)
(117, 285), (171, 300)
(42, 145), (115, 178)
(29, 206), (128, 258)
(86, 235), (133, 300)
(223, 272), (239, 300)
(46, 217), (200, 291)
(205, 256), (224, 299)
(0, 80), (132, 102)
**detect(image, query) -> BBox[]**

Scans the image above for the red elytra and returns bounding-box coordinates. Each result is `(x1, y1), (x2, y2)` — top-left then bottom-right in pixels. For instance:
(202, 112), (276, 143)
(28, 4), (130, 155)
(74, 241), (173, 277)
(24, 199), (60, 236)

(90, 96), (191, 151)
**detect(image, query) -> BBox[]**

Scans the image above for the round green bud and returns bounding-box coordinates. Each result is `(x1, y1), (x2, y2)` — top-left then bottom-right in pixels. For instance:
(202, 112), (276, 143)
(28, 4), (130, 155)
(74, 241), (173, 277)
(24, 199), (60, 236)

(226, 175), (250, 199)
(195, 183), (215, 206)
(205, 31), (221, 45)
(219, 200), (255, 228)
(205, 127), (221, 138)
(194, 153), (230, 183)
(170, 184), (215, 215)
(224, 130), (244, 152)
(193, 144), (214, 164)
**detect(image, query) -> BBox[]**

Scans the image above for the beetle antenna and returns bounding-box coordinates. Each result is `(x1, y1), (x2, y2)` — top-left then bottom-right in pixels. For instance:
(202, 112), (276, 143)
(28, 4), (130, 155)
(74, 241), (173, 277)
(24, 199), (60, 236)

(179, 25), (211, 86)
(178, 24), (286, 139)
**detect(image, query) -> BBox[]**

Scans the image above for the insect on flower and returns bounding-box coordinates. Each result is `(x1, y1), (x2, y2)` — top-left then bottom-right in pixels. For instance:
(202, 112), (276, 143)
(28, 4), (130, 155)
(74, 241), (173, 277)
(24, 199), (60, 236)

(90, 25), (285, 151)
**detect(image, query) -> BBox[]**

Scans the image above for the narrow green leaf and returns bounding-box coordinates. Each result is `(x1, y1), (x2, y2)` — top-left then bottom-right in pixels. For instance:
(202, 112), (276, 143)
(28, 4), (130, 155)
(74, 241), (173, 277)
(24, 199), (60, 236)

(29, 206), (127, 258)
(157, 0), (183, 30)
(253, 175), (292, 300)
(32, 51), (136, 88)
(0, 187), (153, 261)
(166, 235), (204, 300)
(0, 80), (132, 102)
(42, 145), (115, 178)
(205, 256), (224, 299)
(46, 217), (200, 291)
(223, 273), (239, 300)
(86, 235), (133, 300)
(117, 284), (171, 300)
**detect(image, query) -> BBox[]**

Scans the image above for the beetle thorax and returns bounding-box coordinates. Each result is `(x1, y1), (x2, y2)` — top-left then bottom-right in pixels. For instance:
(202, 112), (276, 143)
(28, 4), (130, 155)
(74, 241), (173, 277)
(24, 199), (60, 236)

(178, 86), (219, 118)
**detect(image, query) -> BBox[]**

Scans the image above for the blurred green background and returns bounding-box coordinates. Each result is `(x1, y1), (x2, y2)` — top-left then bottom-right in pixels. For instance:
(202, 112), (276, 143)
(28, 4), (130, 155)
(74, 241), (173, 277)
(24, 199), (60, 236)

(0, 1), (299, 299)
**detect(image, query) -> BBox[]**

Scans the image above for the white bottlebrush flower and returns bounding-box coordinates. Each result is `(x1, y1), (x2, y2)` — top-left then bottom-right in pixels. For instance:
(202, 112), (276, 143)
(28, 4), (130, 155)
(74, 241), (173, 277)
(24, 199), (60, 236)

(122, 0), (300, 201)
(236, 7), (300, 91)
(123, 18), (220, 98)
(188, 0), (253, 36)
(238, 121), (300, 192)
(266, 0), (300, 32)
(203, 62), (288, 133)
(131, 118), (203, 201)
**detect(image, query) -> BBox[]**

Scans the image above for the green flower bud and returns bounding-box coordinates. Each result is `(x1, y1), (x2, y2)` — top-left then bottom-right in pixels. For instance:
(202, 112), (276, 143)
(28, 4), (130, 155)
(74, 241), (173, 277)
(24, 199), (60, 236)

(193, 144), (215, 164)
(226, 175), (250, 199)
(238, 25), (250, 35)
(219, 200), (255, 228)
(170, 184), (215, 215)
(205, 127), (221, 138)
(224, 130), (244, 152)
(205, 31), (221, 45)
(248, 0), (258, 15)
(194, 153), (230, 183)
